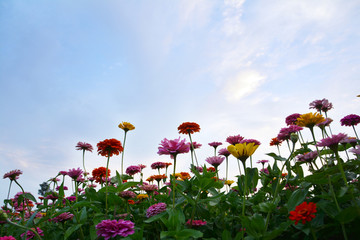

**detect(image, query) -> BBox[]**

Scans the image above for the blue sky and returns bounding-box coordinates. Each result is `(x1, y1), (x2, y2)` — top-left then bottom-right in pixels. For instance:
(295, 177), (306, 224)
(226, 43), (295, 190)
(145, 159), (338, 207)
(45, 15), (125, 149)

(1, 0), (359, 202)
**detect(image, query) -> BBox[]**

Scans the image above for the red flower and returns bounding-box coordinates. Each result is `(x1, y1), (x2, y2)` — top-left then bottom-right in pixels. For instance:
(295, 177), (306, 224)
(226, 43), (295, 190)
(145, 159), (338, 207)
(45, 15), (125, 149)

(289, 201), (317, 225)
(92, 167), (111, 183)
(128, 200), (135, 205)
(207, 167), (216, 172)
(178, 122), (201, 134)
(270, 137), (282, 146)
(97, 139), (123, 157)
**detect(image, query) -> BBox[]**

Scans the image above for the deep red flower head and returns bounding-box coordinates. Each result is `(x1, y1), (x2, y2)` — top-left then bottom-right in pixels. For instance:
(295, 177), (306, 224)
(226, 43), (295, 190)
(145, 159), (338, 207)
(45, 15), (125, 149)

(289, 201), (317, 225)
(178, 122), (201, 134)
(270, 137), (282, 146)
(97, 138), (123, 157)
(92, 167), (111, 183)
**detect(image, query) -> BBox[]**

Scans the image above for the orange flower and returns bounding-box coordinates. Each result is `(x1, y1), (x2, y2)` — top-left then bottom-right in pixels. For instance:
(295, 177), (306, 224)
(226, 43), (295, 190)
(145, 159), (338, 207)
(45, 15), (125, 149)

(281, 173), (288, 178)
(270, 137), (282, 146)
(207, 167), (216, 172)
(289, 202), (317, 225)
(97, 139), (123, 157)
(151, 174), (167, 182)
(178, 122), (201, 134)
(164, 162), (172, 168)
(92, 167), (111, 183)
(118, 122), (135, 132)
(179, 172), (191, 180)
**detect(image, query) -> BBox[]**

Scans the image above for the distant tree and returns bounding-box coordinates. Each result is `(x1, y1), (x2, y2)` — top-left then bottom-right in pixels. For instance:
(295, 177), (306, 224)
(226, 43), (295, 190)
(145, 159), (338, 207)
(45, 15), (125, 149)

(38, 182), (50, 196)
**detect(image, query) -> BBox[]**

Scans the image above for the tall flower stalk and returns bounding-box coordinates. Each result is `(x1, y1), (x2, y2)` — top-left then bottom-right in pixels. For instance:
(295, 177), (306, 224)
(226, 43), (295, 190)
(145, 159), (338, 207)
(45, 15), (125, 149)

(178, 122), (200, 166)
(118, 122), (135, 182)
(75, 142), (93, 180)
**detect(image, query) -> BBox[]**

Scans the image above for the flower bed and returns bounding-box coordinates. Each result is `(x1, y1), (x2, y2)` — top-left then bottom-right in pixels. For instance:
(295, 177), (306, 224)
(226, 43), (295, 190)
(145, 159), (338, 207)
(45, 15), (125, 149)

(1, 101), (360, 240)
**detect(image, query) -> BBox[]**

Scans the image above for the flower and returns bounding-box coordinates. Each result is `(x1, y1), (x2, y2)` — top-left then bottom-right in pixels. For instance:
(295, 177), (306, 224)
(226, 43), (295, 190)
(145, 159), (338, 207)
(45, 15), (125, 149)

(164, 162), (172, 168)
(146, 202), (167, 218)
(285, 113), (301, 126)
(190, 141), (202, 150)
(186, 219), (207, 226)
(226, 135), (244, 145)
(205, 156), (225, 167)
(151, 174), (167, 182)
(67, 168), (83, 180)
(137, 194), (149, 200)
(227, 142), (259, 162)
(75, 142), (93, 152)
(157, 137), (190, 157)
(349, 146), (360, 156)
(138, 164), (146, 169)
(309, 98), (333, 112)
(20, 227), (44, 240)
(260, 168), (269, 175)
(177, 122), (200, 134)
(179, 172), (191, 180)
(270, 137), (283, 146)
(0, 236), (16, 240)
(316, 133), (348, 151)
(3, 169), (23, 181)
(340, 114), (360, 126)
(118, 122), (135, 132)
(225, 180), (235, 186)
(277, 125), (303, 141)
(119, 191), (136, 199)
(96, 219), (135, 239)
(316, 118), (333, 129)
(51, 212), (74, 223)
(126, 165), (141, 176)
(241, 139), (261, 146)
(92, 167), (111, 183)
(208, 141), (222, 147)
(296, 151), (318, 163)
(218, 148), (231, 157)
(289, 201), (317, 225)
(151, 162), (167, 170)
(296, 112), (325, 128)
(97, 138), (123, 157)
(207, 167), (216, 172)
(140, 184), (158, 192)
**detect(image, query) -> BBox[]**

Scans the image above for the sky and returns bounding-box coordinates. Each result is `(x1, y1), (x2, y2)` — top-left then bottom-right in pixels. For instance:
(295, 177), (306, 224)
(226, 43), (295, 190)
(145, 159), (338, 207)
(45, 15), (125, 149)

(0, 0), (359, 202)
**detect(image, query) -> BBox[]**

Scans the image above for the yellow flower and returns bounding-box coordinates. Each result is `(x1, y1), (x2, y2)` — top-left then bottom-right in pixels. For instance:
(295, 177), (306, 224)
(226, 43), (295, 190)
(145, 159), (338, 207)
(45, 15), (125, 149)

(227, 142), (259, 162)
(296, 112), (325, 128)
(118, 122), (135, 132)
(137, 194), (149, 200)
(225, 180), (235, 186)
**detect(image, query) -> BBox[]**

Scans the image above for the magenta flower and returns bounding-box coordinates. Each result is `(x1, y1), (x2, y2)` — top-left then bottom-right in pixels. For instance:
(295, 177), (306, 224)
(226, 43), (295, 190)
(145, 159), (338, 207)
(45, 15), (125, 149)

(309, 98), (333, 112)
(20, 227), (44, 240)
(205, 156), (225, 168)
(349, 146), (360, 156)
(241, 139), (261, 146)
(140, 184), (158, 192)
(126, 165), (141, 176)
(218, 148), (231, 157)
(285, 113), (301, 126)
(67, 168), (83, 180)
(51, 212), (74, 223)
(138, 164), (146, 169)
(316, 133), (348, 151)
(151, 162), (167, 170)
(257, 160), (269, 165)
(277, 125), (303, 141)
(75, 142), (93, 152)
(186, 219), (207, 226)
(208, 141), (222, 147)
(296, 151), (318, 163)
(260, 168), (269, 175)
(340, 114), (360, 126)
(56, 186), (68, 191)
(3, 169), (23, 181)
(96, 219), (135, 239)
(0, 236), (16, 240)
(146, 202), (167, 218)
(157, 138), (190, 157)
(119, 191), (136, 199)
(59, 171), (68, 176)
(226, 135), (244, 145)
(317, 118), (333, 128)
(190, 141), (202, 150)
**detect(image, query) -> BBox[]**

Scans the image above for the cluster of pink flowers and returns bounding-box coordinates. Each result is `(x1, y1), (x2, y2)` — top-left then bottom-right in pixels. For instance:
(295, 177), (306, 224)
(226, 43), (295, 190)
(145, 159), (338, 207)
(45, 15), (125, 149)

(96, 219), (135, 239)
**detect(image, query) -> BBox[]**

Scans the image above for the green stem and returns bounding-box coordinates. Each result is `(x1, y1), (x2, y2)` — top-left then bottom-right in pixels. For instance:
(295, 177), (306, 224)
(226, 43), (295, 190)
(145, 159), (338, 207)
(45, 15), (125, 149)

(311, 227), (317, 240)
(334, 151), (348, 187)
(352, 125), (359, 140)
(6, 219), (43, 240)
(105, 153), (111, 215)
(310, 127), (325, 166)
(172, 154), (177, 208)
(241, 160), (248, 240)
(188, 133), (199, 166)
(121, 131), (128, 183)
(82, 150), (87, 180)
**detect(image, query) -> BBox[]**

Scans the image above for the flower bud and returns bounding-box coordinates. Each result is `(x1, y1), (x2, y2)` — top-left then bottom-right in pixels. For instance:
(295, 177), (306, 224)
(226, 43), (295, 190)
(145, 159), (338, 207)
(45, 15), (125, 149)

(0, 210), (8, 221)
(290, 133), (298, 144)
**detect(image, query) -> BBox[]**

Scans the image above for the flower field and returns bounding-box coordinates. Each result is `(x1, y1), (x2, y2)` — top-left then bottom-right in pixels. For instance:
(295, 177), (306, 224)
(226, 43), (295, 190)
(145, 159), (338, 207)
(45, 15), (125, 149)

(1, 99), (360, 240)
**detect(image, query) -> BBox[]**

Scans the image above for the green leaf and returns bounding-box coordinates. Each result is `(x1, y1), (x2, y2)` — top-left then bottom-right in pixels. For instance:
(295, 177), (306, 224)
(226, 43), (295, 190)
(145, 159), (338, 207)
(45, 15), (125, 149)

(116, 181), (140, 192)
(266, 152), (287, 162)
(258, 202), (276, 213)
(79, 207), (87, 223)
(222, 230), (232, 240)
(335, 206), (360, 224)
(287, 188), (308, 212)
(144, 211), (167, 223)
(64, 224), (82, 239)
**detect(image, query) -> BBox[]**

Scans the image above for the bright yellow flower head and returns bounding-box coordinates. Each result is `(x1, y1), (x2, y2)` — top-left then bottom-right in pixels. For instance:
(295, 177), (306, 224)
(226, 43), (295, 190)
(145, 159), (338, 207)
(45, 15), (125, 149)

(227, 142), (259, 162)
(118, 122), (135, 132)
(137, 194), (149, 200)
(296, 112), (325, 128)
(225, 180), (235, 186)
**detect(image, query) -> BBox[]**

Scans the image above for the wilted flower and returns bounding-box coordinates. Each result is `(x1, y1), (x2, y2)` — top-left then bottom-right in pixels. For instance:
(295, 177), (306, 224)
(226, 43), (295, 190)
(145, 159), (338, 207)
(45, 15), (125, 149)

(309, 98), (333, 112)
(289, 202), (317, 225)
(118, 122), (135, 132)
(75, 142), (93, 152)
(97, 138), (123, 157)
(146, 202), (167, 218)
(340, 114), (360, 126)
(177, 122), (200, 134)
(285, 113), (301, 126)
(226, 135), (244, 145)
(96, 219), (135, 239)
(3, 169), (23, 181)
(205, 156), (225, 168)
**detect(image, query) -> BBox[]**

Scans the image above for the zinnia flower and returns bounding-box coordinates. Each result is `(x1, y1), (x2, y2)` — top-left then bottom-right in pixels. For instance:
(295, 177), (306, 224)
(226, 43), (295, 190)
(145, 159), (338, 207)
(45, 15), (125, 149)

(67, 168), (83, 180)
(227, 142), (259, 162)
(125, 165), (141, 176)
(20, 227), (44, 240)
(277, 125), (303, 141)
(225, 180), (235, 186)
(96, 219), (135, 239)
(151, 174), (167, 182)
(340, 114), (360, 126)
(179, 172), (191, 180)
(3, 169), (23, 181)
(241, 139), (261, 146)
(289, 201), (317, 225)
(140, 184), (158, 192)
(177, 122), (200, 134)
(97, 138), (123, 157)
(151, 162), (167, 170)
(186, 219), (207, 227)
(226, 135), (244, 145)
(309, 98), (333, 112)
(316, 133), (348, 151)
(137, 194), (149, 200)
(157, 137), (190, 157)
(92, 167), (111, 183)
(349, 146), (360, 156)
(296, 112), (325, 129)
(0, 236), (16, 240)
(51, 212), (74, 223)
(119, 191), (136, 199)
(218, 148), (231, 157)
(205, 156), (225, 168)
(316, 118), (333, 129)
(285, 113), (301, 126)
(190, 141), (202, 150)
(146, 202), (167, 218)
(296, 151), (318, 163)
(208, 141), (222, 147)
(118, 122), (135, 132)
(270, 137), (282, 146)
(75, 142), (93, 152)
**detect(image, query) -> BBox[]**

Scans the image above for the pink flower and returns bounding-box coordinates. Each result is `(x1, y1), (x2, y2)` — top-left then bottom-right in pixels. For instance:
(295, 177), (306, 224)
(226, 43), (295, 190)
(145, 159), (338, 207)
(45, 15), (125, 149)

(205, 156), (225, 168)
(3, 169), (23, 181)
(140, 184), (158, 192)
(208, 141), (222, 147)
(190, 141), (202, 150)
(260, 168), (269, 175)
(241, 139), (261, 146)
(20, 227), (44, 240)
(125, 165), (141, 176)
(309, 98), (333, 112)
(316, 133), (348, 150)
(146, 202), (167, 218)
(67, 168), (83, 180)
(119, 191), (136, 199)
(277, 125), (303, 141)
(151, 162), (167, 170)
(138, 164), (146, 169)
(51, 212), (74, 223)
(157, 138), (190, 157)
(349, 146), (360, 156)
(186, 219), (207, 226)
(218, 148), (231, 157)
(75, 142), (93, 152)
(340, 114), (360, 126)
(296, 151), (318, 163)
(96, 219), (135, 239)
(226, 135), (244, 145)
(0, 236), (17, 240)
(257, 160), (269, 165)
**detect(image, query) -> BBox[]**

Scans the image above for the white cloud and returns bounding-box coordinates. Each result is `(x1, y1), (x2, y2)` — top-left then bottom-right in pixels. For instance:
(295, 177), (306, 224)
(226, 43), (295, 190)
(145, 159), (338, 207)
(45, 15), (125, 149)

(222, 70), (266, 102)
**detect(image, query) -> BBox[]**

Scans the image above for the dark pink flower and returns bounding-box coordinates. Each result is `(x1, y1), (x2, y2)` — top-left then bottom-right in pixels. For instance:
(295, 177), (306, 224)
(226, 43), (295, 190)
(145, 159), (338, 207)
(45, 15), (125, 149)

(3, 169), (23, 181)
(186, 219), (207, 226)
(51, 212), (74, 223)
(76, 142), (93, 152)
(296, 151), (318, 163)
(146, 202), (167, 218)
(67, 168), (83, 180)
(349, 146), (360, 156)
(316, 133), (348, 151)
(218, 148), (231, 157)
(226, 135), (244, 145)
(208, 141), (222, 147)
(140, 184), (158, 192)
(157, 138), (190, 157)
(257, 160), (269, 165)
(317, 118), (333, 128)
(205, 156), (225, 167)
(241, 139), (261, 146)
(126, 165), (141, 176)
(285, 113), (301, 126)
(190, 141), (202, 150)
(151, 162), (167, 170)
(119, 191), (136, 199)
(340, 114), (360, 126)
(20, 227), (44, 240)
(260, 168), (269, 175)
(277, 125), (303, 141)
(96, 219), (135, 239)
(309, 98), (333, 112)
(0, 236), (17, 240)
(138, 164), (146, 169)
